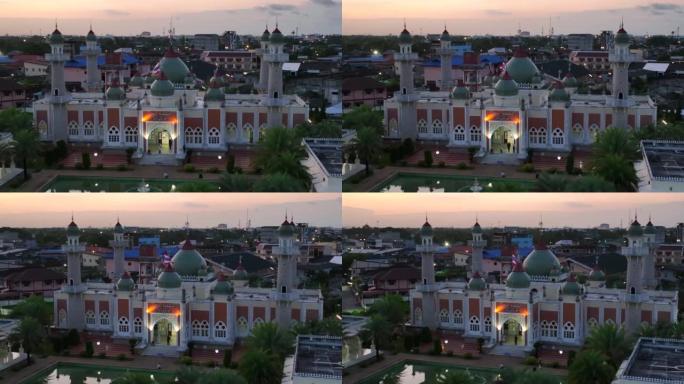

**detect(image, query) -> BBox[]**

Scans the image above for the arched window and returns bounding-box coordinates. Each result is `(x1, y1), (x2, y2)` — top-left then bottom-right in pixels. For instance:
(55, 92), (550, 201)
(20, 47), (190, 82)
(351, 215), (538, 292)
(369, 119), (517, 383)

(552, 128), (564, 145)
(549, 321), (558, 338)
(469, 316), (480, 332)
(454, 125), (465, 142)
(83, 121), (94, 136)
(108, 127), (119, 143)
(587, 318), (598, 328)
(192, 320), (201, 337)
(541, 320), (549, 337)
(86, 310), (96, 325)
(254, 317), (264, 327)
(68, 120), (79, 136)
(589, 124), (599, 141)
(417, 119), (428, 134)
(215, 321), (227, 339)
(243, 123), (253, 143)
(38, 121), (48, 138)
(605, 318), (615, 326)
(208, 127), (220, 145)
(58, 309), (67, 328)
(529, 127), (547, 145)
(237, 317), (248, 333)
(484, 317), (492, 333)
(185, 127), (201, 145)
(124, 126), (138, 143)
(100, 311), (109, 326)
(470, 126), (481, 143)
(432, 120), (443, 134)
(572, 124), (583, 142)
(118, 317), (129, 333)
(414, 308), (423, 324)
(563, 322), (575, 339)
(453, 310), (463, 325)
(226, 123), (237, 141)
(440, 309), (449, 323)
(134, 317), (143, 334)
(388, 119), (398, 136)
(200, 320), (209, 337)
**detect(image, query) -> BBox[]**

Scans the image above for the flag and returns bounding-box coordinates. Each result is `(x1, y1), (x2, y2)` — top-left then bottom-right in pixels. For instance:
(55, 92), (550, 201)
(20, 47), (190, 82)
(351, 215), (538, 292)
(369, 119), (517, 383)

(162, 251), (171, 266)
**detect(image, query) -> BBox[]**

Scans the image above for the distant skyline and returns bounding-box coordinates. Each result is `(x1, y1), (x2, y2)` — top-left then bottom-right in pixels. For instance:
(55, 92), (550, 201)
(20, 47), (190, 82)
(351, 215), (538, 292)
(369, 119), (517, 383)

(0, 0), (341, 36)
(343, 0), (682, 35)
(343, 194), (684, 228)
(0, 194), (342, 229)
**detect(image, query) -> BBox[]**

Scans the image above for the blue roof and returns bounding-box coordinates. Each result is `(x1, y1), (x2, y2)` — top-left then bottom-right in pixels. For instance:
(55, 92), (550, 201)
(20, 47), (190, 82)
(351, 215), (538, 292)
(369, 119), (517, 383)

(345, 55), (387, 63)
(483, 249), (500, 259)
(422, 54), (504, 68)
(103, 245), (180, 260)
(0, 56), (12, 64)
(65, 53), (141, 69)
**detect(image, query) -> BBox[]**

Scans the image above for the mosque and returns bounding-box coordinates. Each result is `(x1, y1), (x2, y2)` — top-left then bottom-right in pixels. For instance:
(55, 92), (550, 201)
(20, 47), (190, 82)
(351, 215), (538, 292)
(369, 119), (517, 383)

(384, 24), (657, 162)
(409, 218), (678, 350)
(53, 218), (323, 352)
(33, 26), (308, 162)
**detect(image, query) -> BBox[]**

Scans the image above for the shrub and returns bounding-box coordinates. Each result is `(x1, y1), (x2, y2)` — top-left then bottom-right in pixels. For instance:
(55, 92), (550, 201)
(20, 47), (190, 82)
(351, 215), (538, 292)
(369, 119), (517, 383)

(96, 163), (104, 170)
(116, 164), (127, 171)
(468, 146), (479, 163)
(125, 148), (135, 164)
(431, 339), (442, 355)
(456, 162), (470, 170)
(205, 361), (216, 368)
(519, 163), (535, 173)
(116, 353), (127, 361)
(184, 164), (196, 173)
(549, 361), (560, 368)
(524, 356), (539, 366)
(128, 338), (137, 355)
(223, 349), (232, 368)
(179, 356), (193, 365)
(66, 329), (80, 347)
(446, 351), (454, 357)
(226, 154), (235, 173)
(419, 327), (432, 343)
(74, 162), (83, 170)
(207, 167), (220, 174)
(463, 352), (473, 359)
(438, 161), (445, 168)
(84, 341), (94, 358)
(565, 152), (575, 174)
(547, 167), (559, 174)
(81, 152), (91, 170)
(423, 150), (433, 167)
(401, 138), (415, 157)
(97, 352), (106, 359)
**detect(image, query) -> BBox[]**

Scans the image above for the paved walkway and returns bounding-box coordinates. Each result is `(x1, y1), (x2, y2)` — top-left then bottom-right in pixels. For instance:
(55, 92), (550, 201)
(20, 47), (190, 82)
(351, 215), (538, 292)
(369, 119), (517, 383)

(344, 352), (567, 384)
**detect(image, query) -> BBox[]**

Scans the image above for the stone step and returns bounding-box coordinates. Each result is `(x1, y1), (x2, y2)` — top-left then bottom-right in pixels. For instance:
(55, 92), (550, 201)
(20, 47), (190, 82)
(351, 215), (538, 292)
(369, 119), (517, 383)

(141, 344), (181, 358)
(137, 154), (181, 166)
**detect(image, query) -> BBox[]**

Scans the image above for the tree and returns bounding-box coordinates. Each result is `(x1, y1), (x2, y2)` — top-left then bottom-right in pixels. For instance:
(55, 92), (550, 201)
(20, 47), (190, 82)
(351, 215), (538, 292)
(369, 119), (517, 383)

(253, 173), (308, 192)
(174, 366), (204, 384)
(201, 369), (248, 384)
(238, 349), (282, 384)
(266, 151), (311, 188)
(593, 127), (639, 161)
(566, 175), (616, 192)
(568, 350), (616, 384)
(10, 317), (45, 364)
(223, 349), (233, 368)
(585, 323), (632, 368)
(347, 126), (382, 176)
(12, 128), (40, 180)
(361, 314), (392, 360)
(343, 105), (383, 135)
(565, 152), (575, 174)
(10, 296), (52, 326)
(0, 108), (32, 135)
(292, 318), (344, 337)
(368, 294), (408, 328)
(294, 120), (341, 139)
(82, 152), (91, 170)
(534, 173), (568, 192)
(436, 371), (475, 384)
(246, 322), (294, 360)
(219, 173), (252, 192)
(591, 153), (639, 192)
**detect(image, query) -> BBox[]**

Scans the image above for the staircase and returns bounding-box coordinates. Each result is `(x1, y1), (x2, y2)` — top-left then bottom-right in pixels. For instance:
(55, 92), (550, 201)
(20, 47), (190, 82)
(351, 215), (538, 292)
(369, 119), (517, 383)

(480, 153), (522, 166)
(138, 154), (180, 166)
(489, 344), (529, 358)
(141, 344), (181, 358)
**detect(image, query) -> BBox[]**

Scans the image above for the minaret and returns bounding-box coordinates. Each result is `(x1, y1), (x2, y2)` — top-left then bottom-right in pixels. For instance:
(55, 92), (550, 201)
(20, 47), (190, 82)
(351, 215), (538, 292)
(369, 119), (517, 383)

(642, 217), (657, 289)
(61, 217), (86, 330)
(46, 25), (71, 142)
(264, 25), (288, 129)
(622, 216), (647, 334)
(417, 217), (438, 330)
(109, 219), (126, 280)
(395, 24), (419, 139)
(609, 22), (634, 129)
(273, 215), (298, 329)
(470, 219), (485, 277)
(438, 26), (453, 92)
(257, 27), (270, 94)
(83, 27), (102, 92)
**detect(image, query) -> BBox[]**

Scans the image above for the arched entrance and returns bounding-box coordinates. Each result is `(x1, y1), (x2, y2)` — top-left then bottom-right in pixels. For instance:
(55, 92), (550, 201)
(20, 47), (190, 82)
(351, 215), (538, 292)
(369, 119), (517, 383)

(148, 127), (172, 154)
(502, 319), (524, 346)
(490, 126), (516, 154)
(152, 318), (177, 346)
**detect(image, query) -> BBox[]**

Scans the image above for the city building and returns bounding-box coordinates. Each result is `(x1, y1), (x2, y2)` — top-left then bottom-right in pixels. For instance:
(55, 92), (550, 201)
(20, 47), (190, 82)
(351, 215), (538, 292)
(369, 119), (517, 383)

(613, 338), (684, 384)
(199, 51), (258, 72)
(637, 140), (684, 192)
(33, 26), (308, 164)
(301, 138), (343, 192)
(0, 78), (28, 109)
(190, 34), (220, 51)
(568, 51), (610, 74)
(53, 217), (324, 352)
(566, 34), (595, 51)
(383, 24), (656, 164)
(282, 335), (342, 384)
(422, 52), (505, 90)
(342, 77), (387, 109)
(408, 217), (678, 350)
(0, 267), (66, 298)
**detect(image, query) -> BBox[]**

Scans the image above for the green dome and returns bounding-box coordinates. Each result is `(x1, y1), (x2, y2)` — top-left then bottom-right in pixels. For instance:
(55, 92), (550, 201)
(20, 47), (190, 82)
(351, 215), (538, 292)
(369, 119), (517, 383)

(212, 274), (234, 295)
(67, 220), (79, 236)
(588, 267), (605, 281)
(562, 74), (578, 87)
(522, 243), (561, 277)
(628, 219), (643, 237)
(204, 79), (225, 102)
(472, 221), (482, 234)
(278, 218), (295, 237)
(144, 76), (155, 85)
(233, 263), (248, 280)
(420, 220), (433, 237)
(157, 264), (182, 288)
(644, 220), (655, 234)
(158, 47), (190, 83)
(468, 272), (486, 291)
(399, 27), (412, 44)
(114, 220), (124, 234)
(105, 80), (126, 101)
(116, 272), (135, 291)
(184, 75), (195, 85)
(150, 74), (175, 97)
(615, 28), (630, 45)
(506, 263), (531, 289)
(494, 72), (519, 96)
(440, 28), (450, 42)
(129, 76), (144, 87)
(451, 86), (470, 100)
(50, 28), (64, 44)
(270, 27), (286, 44)
(548, 83), (570, 102)
(505, 48), (539, 84)
(561, 275), (581, 295)
(171, 240), (207, 276)
(86, 29), (97, 42)
(261, 29), (271, 42)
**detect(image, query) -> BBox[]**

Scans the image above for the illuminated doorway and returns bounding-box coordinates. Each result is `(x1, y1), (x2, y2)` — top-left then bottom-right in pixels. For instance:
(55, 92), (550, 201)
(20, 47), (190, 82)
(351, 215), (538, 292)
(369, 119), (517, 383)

(152, 318), (177, 346)
(147, 124), (173, 155)
(502, 319), (524, 346)
(490, 126), (516, 154)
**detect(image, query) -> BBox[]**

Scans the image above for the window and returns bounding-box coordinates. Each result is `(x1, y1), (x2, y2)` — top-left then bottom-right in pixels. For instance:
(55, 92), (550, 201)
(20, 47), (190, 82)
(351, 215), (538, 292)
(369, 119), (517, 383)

(58, 309), (67, 328)
(237, 317), (248, 333)
(100, 311), (110, 326)
(124, 126), (138, 143)
(86, 310), (96, 325)
(529, 127), (547, 145)
(432, 120), (443, 134)
(118, 317), (129, 333)
(563, 322), (575, 339)
(200, 320), (209, 337)
(440, 309), (449, 323)
(108, 127), (119, 143)
(208, 127), (220, 144)
(243, 123), (253, 143)
(134, 317), (143, 334)
(541, 320), (550, 337)
(38, 121), (48, 138)
(453, 310), (463, 325)
(254, 317), (264, 327)
(418, 119), (427, 134)
(84, 121), (94, 136)
(605, 318), (615, 326)
(414, 308), (422, 324)
(552, 128), (564, 145)
(185, 127), (202, 145)
(572, 124), (583, 142)
(469, 316), (480, 332)
(227, 123), (237, 141)
(549, 321), (558, 338)
(484, 317), (492, 333)
(68, 121), (79, 136)
(215, 321), (227, 338)
(192, 320), (201, 337)
(589, 124), (599, 141)
(454, 125), (465, 142)
(470, 126), (481, 142)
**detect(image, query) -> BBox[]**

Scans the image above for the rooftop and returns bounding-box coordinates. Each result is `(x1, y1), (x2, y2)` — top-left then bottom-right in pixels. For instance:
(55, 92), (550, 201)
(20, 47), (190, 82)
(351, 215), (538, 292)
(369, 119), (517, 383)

(641, 140), (684, 182)
(615, 338), (684, 384)
(303, 138), (343, 177)
(292, 335), (342, 380)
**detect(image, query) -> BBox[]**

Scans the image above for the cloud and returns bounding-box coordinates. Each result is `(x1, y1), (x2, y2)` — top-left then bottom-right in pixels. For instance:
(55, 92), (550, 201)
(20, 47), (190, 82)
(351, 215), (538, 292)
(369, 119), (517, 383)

(252, 4), (300, 16)
(636, 2), (683, 15)
(309, 0), (339, 7)
(484, 9), (512, 16)
(102, 9), (131, 17)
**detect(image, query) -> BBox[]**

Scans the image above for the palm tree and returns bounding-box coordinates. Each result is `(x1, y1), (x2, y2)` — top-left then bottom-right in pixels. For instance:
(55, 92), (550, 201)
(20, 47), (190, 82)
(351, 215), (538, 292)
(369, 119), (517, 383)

(591, 153), (639, 191)
(568, 350), (616, 384)
(219, 173), (253, 192)
(238, 349), (282, 384)
(252, 173), (308, 192)
(246, 322), (294, 360)
(361, 314), (391, 360)
(566, 175), (616, 192)
(11, 128), (39, 181)
(255, 127), (297, 167)
(369, 294), (408, 328)
(436, 371), (475, 384)
(200, 369), (248, 384)
(343, 105), (384, 134)
(0, 108), (33, 135)
(593, 127), (639, 161)
(10, 317), (45, 364)
(585, 323), (632, 368)
(267, 151), (311, 188)
(348, 126), (382, 176)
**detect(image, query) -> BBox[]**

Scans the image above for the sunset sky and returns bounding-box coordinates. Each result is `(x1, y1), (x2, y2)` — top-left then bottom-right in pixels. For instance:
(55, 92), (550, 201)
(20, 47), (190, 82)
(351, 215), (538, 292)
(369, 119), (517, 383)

(0, 0), (341, 36)
(0, 194), (342, 228)
(343, 0), (682, 35)
(343, 194), (684, 228)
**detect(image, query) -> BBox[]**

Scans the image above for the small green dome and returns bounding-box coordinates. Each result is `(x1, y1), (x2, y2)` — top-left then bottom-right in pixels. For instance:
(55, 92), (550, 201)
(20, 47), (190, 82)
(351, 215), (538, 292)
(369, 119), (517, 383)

(420, 220), (433, 237)
(644, 220), (655, 234)
(144, 76), (155, 85)
(129, 76), (144, 87)
(505, 47), (539, 84)
(548, 82), (570, 102)
(50, 28), (64, 44)
(561, 275), (581, 295)
(171, 239), (207, 276)
(184, 75), (195, 85)
(628, 219), (643, 237)
(270, 27), (286, 44)
(116, 272), (135, 291)
(261, 29), (271, 42)
(114, 220), (124, 234)
(615, 28), (630, 45)
(67, 220), (79, 236)
(150, 74), (175, 97)
(204, 79), (224, 102)
(472, 221), (482, 234)
(105, 80), (126, 101)
(157, 264), (182, 288)
(494, 72), (519, 96)
(522, 243), (561, 277)
(451, 86), (470, 100)
(212, 274), (234, 295)
(506, 263), (531, 289)
(158, 47), (190, 83)
(278, 218), (295, 237)
(233, 263), (248, 280)
(468, 272), (486, 291)
(86, 29), (97, 42)
(399, 27), (412, 44)
(440, 28), (450, 42)
(588, 267), (605, 282)
(562, 73), (578, 87)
